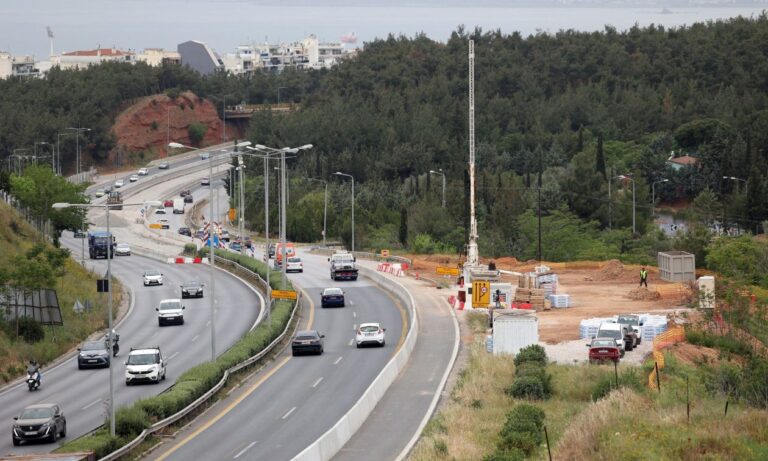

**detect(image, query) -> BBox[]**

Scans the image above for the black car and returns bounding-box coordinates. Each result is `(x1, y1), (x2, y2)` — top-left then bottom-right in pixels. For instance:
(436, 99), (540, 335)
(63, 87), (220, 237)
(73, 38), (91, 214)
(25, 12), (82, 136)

(321, 288), (345, 308)
(77, 340), (110, 369)
(181, 281), (204, 298)
(184, 195), (193, 203)
(179, 189), (191, 197)
(291, 330), (324, 356)
(12, 403), (67, 445)
(178, 227), (192, 237)
(73, 229), (86, 238)
(268, 243), (276, 258)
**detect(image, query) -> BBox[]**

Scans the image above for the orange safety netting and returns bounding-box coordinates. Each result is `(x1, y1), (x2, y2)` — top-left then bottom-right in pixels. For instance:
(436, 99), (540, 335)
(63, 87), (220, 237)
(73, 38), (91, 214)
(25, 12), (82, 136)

(648, 325), (685, 389)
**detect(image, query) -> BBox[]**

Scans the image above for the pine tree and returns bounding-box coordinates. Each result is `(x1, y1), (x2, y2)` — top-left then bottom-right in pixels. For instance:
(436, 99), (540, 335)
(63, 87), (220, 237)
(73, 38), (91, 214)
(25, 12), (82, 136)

(596, 132), (607, 180)
(399, 207), (408, 246)
(576, 125), (585, 154)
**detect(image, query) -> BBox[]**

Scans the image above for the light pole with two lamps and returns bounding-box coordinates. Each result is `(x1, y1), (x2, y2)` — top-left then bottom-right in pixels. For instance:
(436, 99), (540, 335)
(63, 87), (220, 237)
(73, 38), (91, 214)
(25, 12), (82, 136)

(65, 126), (91, 176)
(617, 174), (636, 235)
(334, 172), (355, 252)
(651, 178), (669, 217)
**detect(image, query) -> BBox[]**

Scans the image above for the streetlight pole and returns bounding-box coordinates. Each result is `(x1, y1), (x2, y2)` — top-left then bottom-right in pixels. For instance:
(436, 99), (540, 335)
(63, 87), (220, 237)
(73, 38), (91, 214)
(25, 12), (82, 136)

(66, 126), (91, 177)
(306, 178), (328, 247)
(334, 172), (355, 252)
(237, 157), (245, 254)
(429, 169), (446, 208)
(618, 174), (636, 235)
(56, 132), (73, 175)
(651, 179), (669, 217)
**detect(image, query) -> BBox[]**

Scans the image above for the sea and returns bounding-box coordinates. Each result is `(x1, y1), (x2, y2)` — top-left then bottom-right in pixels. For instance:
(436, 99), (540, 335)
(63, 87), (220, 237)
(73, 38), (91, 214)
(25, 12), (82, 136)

(1, 0), (766, 59)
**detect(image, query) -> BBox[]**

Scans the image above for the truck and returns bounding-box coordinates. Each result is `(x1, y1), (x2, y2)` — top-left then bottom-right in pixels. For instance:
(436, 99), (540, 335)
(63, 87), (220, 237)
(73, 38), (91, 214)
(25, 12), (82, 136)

(88, 231), (116, 259)
(173, 198), (185, 214)
(617, 314), (644, 345)
(276, 242), (296, 267)
(329, 252), (358, 281)
(596, 322), (637, 357)
(107, 191), (123, 210)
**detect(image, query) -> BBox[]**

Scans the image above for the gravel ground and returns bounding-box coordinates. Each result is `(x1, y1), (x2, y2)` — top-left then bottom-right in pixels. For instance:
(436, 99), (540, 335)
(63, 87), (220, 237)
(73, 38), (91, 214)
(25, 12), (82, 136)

(543, 338), (653, 366)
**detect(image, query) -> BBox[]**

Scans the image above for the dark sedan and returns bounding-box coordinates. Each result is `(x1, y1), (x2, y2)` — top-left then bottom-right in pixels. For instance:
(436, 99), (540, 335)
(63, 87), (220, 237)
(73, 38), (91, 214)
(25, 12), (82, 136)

(321, 287), (345, 308)
(178, 227), (192, 237)
(184, 195), (194, 203)
(12, 403), (67, 445)
(181, 281), (204, 298)
(77, 340), (110, 369)
(291, 330), (324, 356)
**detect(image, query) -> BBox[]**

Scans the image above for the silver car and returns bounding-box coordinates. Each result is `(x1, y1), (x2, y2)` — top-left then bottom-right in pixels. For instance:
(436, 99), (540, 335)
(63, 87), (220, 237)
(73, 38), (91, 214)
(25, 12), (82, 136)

(115, 243), (131, 256)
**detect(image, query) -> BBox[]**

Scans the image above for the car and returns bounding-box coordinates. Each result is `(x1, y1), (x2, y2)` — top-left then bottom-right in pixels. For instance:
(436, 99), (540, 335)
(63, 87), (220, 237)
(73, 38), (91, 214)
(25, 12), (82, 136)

(157, 299), (185, 326)
(201, 177), (210, 186)
(104, 185), (113, 193)
(94, 189), (106, 198)
(180, 189), (191, 197)
(200, 152), (210, 160)
(158, 162), (170, 170)
(178, 227), (192, 237)
(220, 230), (231, 242)
(321, 287), (345, 308)
(291, 330), (324, 356)
(229, 241), (242, 252)
(184, 194), (193, 203)
(242, 236), (252, 248)
(12, 403), (67, 445)
(77, 340), (110, 369)
(155, 208), (167, 215)
(125, 347), (166, 384)
(115, 243), (131, 256)
(129, 174), (139, 182)
(268, 243), (276, 258)
(181, 281), (204, 298)
(356, 323), (386, 348)
(73, 229), (86, 238)
(138, 168), (149, 176)
(143, 270), (164, 286)
(114, 179), (125, 188)
(587, 337), (621, 364)
(163, 199), (174, 208)
(595, 323), (631, 357)
(286, 256), (303, 273)
(617, 314), (644, 345)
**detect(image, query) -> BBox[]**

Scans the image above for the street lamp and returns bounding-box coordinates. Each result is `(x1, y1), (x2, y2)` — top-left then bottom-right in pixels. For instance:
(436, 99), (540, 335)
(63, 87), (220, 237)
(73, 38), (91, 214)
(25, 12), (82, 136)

(56, 132), (74, 175)
(722, 176), (748, 195)
(617, 174), (636, 235)
(429, 169), (446, 208)
(651, 179), (669, 217)
(52, 199), (160, 437)
(34, 142), (50, 169)
(65, 127), (91, 176)
(305, 178), (328, 247)
(334, 171), (355, 252)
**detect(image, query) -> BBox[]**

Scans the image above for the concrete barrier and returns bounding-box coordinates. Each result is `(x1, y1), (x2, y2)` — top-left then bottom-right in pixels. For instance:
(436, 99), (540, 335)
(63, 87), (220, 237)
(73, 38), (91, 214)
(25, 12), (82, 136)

(292, 265), (418, 461)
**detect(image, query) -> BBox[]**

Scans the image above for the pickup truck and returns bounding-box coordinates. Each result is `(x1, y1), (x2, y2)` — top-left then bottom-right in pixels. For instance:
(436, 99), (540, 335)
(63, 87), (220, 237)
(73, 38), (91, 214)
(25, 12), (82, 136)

(617, 314), (644, 345)
(329, 252), (358, 281)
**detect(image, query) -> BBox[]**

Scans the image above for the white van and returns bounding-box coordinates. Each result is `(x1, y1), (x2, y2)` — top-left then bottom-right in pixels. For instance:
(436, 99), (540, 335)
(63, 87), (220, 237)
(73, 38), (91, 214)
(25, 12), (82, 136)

(173, 198), (185, 214)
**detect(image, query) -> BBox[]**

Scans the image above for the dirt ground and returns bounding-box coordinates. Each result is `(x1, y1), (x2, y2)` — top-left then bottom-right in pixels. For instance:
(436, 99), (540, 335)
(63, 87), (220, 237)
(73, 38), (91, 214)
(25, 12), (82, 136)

(405, 255), (691, 343)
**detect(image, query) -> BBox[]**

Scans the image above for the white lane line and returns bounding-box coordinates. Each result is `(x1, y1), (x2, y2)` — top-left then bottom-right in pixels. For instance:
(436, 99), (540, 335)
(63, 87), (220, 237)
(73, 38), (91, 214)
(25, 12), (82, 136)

(233, 441), (258, 459)
(312, 377), (323, 388)
(348, 339), (354, 346)
(353, 324), (357, 331)
(192, 334), (200, 342)
(352, 311), (357, 318)
(81, 398), (102, 411)
(281, 406), (296, 420)
(206, 320), (211, 327)
(349, 301), (354, 306)
(334, 356), (343, 365)
(168, 352), (180, 360)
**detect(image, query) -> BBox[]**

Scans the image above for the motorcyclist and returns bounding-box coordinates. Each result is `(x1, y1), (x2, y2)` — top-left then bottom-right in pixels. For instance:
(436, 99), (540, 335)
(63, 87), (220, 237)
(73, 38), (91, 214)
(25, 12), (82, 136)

(27, 359), (41, 388)
(106, 330), (120, 357)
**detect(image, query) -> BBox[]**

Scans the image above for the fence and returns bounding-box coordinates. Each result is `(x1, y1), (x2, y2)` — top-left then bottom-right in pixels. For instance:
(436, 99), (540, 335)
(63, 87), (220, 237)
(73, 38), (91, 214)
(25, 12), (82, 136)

(648, 325), (686, 389)
(1, 190), (53, 240)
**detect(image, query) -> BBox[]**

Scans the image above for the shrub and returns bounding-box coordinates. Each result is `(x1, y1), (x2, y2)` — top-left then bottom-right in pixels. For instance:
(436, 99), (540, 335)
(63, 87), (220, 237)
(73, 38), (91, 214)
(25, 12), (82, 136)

(188, 122), (207, 146)
(57, 427), (121, 458)
(742, 356), (768, 408)
(513, 362), (552, 398)
(114, 406), (150, 437)
(508, 375), (546, 400)
(497, 404), (545, 456)
(483, 448), (526, 461)
(183, 243), (197, 256)
(150, 121), (159, 130)
(703, 363), (743, 399)
(514, 344), (547, 367)
(591, 368), (644, 400)
(17, 317), (45, 343)
(686, 330), (753, 357)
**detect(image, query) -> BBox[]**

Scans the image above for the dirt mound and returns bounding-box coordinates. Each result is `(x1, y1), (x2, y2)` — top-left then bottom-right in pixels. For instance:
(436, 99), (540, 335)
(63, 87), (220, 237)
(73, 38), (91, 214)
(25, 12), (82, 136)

(593, 259), (624, 280)
(624, 287), (662, 301)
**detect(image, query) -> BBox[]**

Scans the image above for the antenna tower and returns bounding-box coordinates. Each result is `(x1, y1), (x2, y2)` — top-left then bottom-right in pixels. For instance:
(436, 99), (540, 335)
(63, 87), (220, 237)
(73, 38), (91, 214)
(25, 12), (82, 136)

(466, 39), (479, 266)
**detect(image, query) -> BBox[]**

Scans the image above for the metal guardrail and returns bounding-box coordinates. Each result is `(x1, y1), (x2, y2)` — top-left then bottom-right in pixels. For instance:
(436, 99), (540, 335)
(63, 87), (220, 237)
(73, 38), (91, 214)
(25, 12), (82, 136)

(99, 257), (301, 461)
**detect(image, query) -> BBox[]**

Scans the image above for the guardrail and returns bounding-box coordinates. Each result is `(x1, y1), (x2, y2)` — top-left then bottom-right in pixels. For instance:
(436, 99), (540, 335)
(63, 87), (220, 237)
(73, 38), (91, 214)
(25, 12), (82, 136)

(99, 258), (301, 461)
(312, 247), (412, 267)
(292, 265), (417, 461)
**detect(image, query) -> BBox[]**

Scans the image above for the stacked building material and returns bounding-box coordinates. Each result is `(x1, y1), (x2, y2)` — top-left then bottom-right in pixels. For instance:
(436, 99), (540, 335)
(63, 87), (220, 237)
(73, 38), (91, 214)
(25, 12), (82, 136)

(549, 294), (571, 308)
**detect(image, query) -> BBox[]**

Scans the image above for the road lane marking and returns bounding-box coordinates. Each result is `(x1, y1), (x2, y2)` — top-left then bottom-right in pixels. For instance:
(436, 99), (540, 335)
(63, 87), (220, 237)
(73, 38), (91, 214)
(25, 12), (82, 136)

(191, 334), (200, 342)
(334, 356), (343, 365)
(348, 339), (354, 346)
(155, 355), (291, 461)
(206, 320), (211, 327)
(352, 324), (357, 331)
(81, 398), (101, 410)
(168, 352), (180, 360)
(281, 406), (296, 420)
(352, 311), (356, 318)
(233, 441), (258, 459)
(312, 377), (323, 388)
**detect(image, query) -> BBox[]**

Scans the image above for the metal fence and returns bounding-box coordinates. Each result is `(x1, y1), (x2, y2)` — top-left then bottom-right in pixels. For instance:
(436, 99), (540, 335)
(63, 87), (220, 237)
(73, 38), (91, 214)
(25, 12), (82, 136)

(0, 190), (53, 241)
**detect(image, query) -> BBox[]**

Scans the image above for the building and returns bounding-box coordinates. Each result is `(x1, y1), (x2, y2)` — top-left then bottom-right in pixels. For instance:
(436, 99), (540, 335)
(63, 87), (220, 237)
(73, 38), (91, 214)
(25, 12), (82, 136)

(0, 52), (43, 79)
(178, 40), (223, 76)
(52, 47), (137, 71)
(667, 154), (699, 171)
(137, 48), (181, 66)
(220, 35), (352, 76)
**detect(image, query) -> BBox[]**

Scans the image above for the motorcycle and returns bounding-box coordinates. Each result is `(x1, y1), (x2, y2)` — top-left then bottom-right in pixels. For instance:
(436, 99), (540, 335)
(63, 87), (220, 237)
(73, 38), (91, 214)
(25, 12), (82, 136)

(26, 365), (40, 391)
(107, 331), (120, 357)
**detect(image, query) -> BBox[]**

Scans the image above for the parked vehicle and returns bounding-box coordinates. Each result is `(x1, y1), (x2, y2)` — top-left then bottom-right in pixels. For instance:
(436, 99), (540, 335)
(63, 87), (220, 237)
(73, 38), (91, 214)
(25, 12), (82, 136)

(125, 347), (166, 384)
(77, 341), (111, 369)
(291, 330), (324, 356)
(156, 299), (185, 326)
(356, 323), (386, 348)
(329, 251), (358, 281)
(596, 323), (634, 356)
(321, 287), (345, 307)
(12, 403), (66, 445)
(88, 231), (115, 259)
(617, 314), (644, 345)
(173, 198), (185, 214)
(586, 337), (621, 364)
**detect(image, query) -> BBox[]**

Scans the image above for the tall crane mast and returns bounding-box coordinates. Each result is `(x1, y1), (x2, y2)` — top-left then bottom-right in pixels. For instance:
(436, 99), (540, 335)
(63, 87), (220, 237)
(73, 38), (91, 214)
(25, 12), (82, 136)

(467, 39), (479, 267)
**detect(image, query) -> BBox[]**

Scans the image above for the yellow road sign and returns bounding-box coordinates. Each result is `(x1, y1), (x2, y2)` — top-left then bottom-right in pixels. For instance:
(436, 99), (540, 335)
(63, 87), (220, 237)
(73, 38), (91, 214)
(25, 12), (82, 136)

(148, 223), (163, 229)
(271, 289), (297, 300)
(472, 281), (490, 307)
(229, 208), (236, 221)
(436, 266), (460, 276)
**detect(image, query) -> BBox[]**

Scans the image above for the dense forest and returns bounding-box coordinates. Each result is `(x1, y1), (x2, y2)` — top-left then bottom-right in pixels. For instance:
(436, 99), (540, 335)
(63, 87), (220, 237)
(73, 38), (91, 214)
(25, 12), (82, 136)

(3, 14), (768, 263)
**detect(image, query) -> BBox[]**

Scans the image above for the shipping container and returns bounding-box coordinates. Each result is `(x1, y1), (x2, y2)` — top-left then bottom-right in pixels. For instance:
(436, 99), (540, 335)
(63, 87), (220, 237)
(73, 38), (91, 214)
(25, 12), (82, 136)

(657, 251), (695, 282)
(492, 310), (539, 356)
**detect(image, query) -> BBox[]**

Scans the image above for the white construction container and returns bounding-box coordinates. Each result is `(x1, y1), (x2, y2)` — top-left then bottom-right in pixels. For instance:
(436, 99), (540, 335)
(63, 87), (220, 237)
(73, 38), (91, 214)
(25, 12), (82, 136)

(492, 310), (539, 356)
(697, 276), (715, 309)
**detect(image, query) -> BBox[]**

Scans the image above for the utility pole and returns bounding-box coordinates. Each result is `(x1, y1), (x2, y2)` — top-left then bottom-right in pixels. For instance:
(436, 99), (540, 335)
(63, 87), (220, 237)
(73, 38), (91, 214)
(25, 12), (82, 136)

(537, 149), (542, 262)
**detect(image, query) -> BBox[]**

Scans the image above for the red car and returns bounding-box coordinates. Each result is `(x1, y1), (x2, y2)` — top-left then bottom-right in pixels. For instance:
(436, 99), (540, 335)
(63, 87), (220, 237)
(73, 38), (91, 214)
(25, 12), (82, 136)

(163, 199), (174, 207)
(587, 338), (621, 364)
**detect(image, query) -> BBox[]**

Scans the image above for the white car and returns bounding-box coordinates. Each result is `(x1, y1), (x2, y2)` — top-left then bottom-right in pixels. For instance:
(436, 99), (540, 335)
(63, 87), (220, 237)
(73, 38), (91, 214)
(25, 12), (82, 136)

(114, 179), (125, 188)
(286, 256), (303, 273)
(138, 168), (149, 176)
(201, 177), (210, 186)
(125, 347), (166, 385)
(143, 270), (164, 286)
(94, 189), (106, 198)
(115, 243), (131, 256)
(200, 152), (210, 160)
(129, 174), (139, 182)
(156, 299), (185, 326)
(356, 323), (386, 348)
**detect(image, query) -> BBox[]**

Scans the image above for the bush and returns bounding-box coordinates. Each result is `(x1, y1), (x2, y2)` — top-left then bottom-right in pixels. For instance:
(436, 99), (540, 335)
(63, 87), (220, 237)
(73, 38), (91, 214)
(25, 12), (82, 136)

(497, 404), (545, 456)
(591, 368), (644, 400)
(483, 448), (526, 461)
(188, 122), (207, 146)
(114, 406), (150, 437)
(513, 362), (552, 398)
(17, 317), (45, 343)
(742, 356), (768, 408)
(150, 121), (159, 130)
(508, 375), (547, 400)
(57, 427), (122, 458)
(686, 330), (753, 357)
(183, 243), (197, 256)
(514, 344), (547, 367)
(703, 363), (743, 399)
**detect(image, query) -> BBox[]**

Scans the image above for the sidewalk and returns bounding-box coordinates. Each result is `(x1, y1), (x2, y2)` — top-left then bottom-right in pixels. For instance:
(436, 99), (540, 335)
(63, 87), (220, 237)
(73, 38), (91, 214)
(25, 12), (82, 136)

(333, 261), (460, 461)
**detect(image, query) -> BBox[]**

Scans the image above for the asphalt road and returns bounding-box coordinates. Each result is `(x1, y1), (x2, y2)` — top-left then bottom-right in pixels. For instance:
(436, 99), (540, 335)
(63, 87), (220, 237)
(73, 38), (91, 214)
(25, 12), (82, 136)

(147, 248), (406, 461)
(0, 236), (262, 457)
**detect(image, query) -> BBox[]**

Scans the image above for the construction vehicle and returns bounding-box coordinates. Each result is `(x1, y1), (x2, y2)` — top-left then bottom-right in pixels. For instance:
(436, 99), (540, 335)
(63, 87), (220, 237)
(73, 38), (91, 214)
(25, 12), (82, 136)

(329, 251), (358, 281)
(107, 191), (123, 210)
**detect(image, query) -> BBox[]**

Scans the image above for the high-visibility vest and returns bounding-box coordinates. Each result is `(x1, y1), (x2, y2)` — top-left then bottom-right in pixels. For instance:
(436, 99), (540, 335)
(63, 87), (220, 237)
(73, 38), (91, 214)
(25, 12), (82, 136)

(640, 270), (648, 279)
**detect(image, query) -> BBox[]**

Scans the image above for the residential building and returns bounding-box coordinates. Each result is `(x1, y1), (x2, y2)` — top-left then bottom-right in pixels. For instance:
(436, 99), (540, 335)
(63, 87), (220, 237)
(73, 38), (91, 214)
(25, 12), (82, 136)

(138, 48), (181, 66)
(220, 35), (352, 75)
(667, 154), (699, 171)
(178, 40), (223, 75)
(0, 52), (43, 79)
(52, 47), (137, 71)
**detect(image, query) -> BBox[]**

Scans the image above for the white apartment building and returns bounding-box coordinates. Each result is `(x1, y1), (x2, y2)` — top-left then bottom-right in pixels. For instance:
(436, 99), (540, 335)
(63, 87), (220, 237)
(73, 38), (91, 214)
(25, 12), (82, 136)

(0, 52), (42, 79)
(221, 35), (351, 75)
(52, 47), (138, 70)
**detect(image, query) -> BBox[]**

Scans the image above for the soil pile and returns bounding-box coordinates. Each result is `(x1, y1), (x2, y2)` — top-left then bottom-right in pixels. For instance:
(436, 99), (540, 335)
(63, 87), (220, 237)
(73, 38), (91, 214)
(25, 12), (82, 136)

(625, 287), (661, 301)
(595, 259), (625, 281)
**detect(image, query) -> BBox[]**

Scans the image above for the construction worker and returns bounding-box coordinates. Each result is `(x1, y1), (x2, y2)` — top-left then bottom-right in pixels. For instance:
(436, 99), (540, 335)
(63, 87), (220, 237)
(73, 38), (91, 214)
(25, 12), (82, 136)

(639, 267), (648, 288)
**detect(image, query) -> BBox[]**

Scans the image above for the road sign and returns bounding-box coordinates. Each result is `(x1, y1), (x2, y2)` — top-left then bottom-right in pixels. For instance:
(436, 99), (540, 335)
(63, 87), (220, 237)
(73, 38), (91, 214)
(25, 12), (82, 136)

(272, 290), (297, 300)
(229, 208), (236, 221)
(472, 281), (490, 307)
(436, 266), (460, 276)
